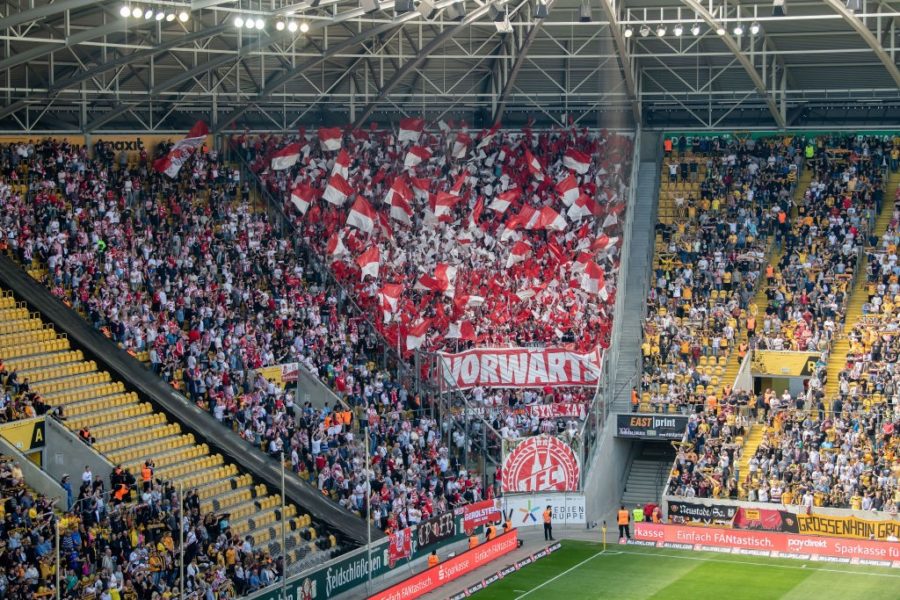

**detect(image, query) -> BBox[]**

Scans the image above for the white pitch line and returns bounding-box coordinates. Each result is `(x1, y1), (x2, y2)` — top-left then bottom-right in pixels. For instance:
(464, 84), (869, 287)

(513, 550), (607, 599)
(614, 549), (900, 579)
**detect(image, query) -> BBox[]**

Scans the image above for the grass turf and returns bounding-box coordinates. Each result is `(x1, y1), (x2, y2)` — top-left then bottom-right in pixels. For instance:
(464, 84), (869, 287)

(472, 540), (900, 600)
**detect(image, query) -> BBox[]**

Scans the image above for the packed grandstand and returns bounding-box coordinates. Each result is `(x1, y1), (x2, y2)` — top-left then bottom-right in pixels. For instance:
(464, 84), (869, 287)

(0, 129), (898, 599)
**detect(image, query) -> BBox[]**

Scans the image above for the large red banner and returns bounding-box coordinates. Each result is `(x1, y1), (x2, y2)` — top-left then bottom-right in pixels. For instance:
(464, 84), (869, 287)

(439, 347), (601, 390)
(456, 499), (502, 532)
(632, 523), (900, 567)
(370, 530), (520, 600)
(388, 527), (412, 568)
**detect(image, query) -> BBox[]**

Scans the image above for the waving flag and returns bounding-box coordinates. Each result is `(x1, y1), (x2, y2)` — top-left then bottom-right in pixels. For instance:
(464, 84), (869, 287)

(332, 149), (351, 178)
(356, 246), (380, 280)
(398, 117), (425, 143)
(347, 196), (376, 233)
(591, 234), (619, 253)
(506, 240), (532, 268)
(488, 188), (520, 213)
(323, 173), (353, 206)
(433, 192), (459, 222)
(289, 184), (315, 215)
(452, 133), (471, 159)
(153, 121), (208, 178)
(556, 173), (580, 206)
(567, 194), (597, 221)
(537, 206), (567, 231)
(271, 143), (301, 171)
(388, 189), (414, 226)
(581, 260), (606, 294)
(327, 232), (348, 257)
(318, 127), (342, 151)
(476, 123), (500, 149)
(404, 145), (432, 168)
(447, 320), (476, 341)
(406, 319), (432, 351)
(563, 148), (591, 174)
(524, 149), (544, 181)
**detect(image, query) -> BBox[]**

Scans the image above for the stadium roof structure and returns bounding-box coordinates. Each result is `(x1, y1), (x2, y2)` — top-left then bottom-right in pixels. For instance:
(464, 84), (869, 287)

(0, 0), (898, 132)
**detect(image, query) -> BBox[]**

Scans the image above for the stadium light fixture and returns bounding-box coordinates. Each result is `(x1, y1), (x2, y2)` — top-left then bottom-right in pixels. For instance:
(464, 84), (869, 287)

(255, 18), (265, 29)
(691, 22), (701, 35)
(155, 10), (165, 20)
(299, 21), (309, 33)
(144, 8), (153, 19)
(639, 24), (651, 37)
(623, 26), (633, 38)
(579, 1), (591, 23)
(132, 6), (142, 17)
(234, 15), (244, 27)
(715, 24), (725, 35)
(673, 23), (683, 36)
(166, 12), (176, 21)
(120, 5), (131, 17)
(287, 20), (298, 32)
(750, 21), (760, 34)
(178, 10), (189, 22)
(656, 24), (666, 36)
(733, 23), (743, 35)
(534, 0), (549, 19)
(772, 0), (786, 16)
(275, 20), (285, 30)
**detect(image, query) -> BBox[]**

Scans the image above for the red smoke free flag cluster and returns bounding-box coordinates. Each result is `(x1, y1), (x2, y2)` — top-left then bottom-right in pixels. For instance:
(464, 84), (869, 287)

(270, 143), (301, 171)
(153, 121), (208, 178)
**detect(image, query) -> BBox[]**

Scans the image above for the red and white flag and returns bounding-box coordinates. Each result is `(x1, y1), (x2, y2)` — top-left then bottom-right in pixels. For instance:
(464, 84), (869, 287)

(488, 189), (519, 213)
(356, 246), (380, 280)
(524, 149), (544, 181)
(563, 148), (591, 174)
(602, 212), (618, 229)
(388, 189), (414, 226)
(332, 149), (351, 179)
(476, 123), (500, 149)
(410, 177), (430, 200)
(327, 232), (348, 257)
(406, 319), (432, 351)
(591, 234), (618, 253)
(379, 283), (403, 323)
(447, 320), (476, 341)
(404, 145), (432, 168)
(537, 206), (567, 231)
(152, 121), (208, 178)
(318, 127), (342, 151)
(506, 240), (532, 267)
(433, 192), (458, 222)
(398, 117), (425, 143)
(556, 173), (580, 206)
(323, 173), (353, 206)
(581, 260), (606, 294)
(434, 263), (458, 296)
(452, 133), (471, 159)
(289, 184), (315, 215)
(567, 193), (597, 221)
(347, 196), (376, 233)
(271, 143), (301, 171)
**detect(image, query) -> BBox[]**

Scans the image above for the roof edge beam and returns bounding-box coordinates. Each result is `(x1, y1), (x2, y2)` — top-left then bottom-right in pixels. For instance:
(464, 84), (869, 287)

(600, 0), (641, 124)
(822, 0), (900, 87)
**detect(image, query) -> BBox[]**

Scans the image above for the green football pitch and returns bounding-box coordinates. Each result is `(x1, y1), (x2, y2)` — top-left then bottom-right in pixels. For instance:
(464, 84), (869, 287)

(472, 540), (900, 600)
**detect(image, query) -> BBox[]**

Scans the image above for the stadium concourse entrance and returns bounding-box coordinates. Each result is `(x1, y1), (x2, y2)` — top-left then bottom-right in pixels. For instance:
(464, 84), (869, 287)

(616, 413), (679, 509)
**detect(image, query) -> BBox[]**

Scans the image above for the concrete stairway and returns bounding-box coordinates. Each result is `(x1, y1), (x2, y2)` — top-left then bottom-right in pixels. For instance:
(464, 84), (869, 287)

(823, 170), (900, 398)
(737, 424), (765, 498)
(612, 161), (659, 412)
(621, 458), (671, 507)
(0, 287), (329, 570)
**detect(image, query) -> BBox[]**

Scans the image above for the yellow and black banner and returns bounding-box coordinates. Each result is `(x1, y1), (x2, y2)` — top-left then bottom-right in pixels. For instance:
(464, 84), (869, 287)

(796, 513), (900, 541)
(0, 418), (45, 452)
(751, 351), (820, 377)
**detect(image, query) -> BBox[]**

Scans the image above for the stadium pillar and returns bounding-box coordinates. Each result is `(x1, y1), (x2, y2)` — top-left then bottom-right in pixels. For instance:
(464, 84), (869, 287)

(179, 481), (184, 600)
(55, 517), (60, 600)
(281, 451), (287, 600)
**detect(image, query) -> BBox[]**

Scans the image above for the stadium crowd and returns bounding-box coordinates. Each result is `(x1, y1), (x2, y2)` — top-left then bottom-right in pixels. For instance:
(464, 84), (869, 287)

(0, 452), (301, 599)
(640, 136), (800, 412)
(0, 126), (623, 538)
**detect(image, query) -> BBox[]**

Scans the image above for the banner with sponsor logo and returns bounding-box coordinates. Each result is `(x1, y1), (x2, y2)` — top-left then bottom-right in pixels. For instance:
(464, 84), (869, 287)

(529, 403), (586, 419)
(245, 514), (470, 600)
(448, 542), (562, 600)
(667, 500), (738, 527)
(416, 511), (457, 550)
(631, 522), (900, 567)
(388, 527), (412, 568)
(732, 507), (799, 534)
(502, 435), (581, 492)
(369, 530), (520, 600)
(439, 347), (601, 390)
(616, 414), (689, 440)
(501, 493), (586, 528)
(456, 499), (502, 533)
